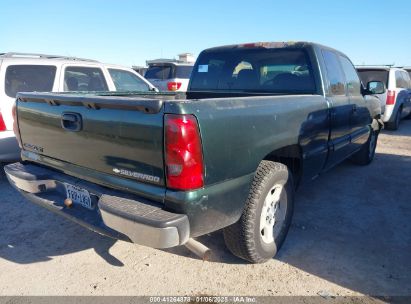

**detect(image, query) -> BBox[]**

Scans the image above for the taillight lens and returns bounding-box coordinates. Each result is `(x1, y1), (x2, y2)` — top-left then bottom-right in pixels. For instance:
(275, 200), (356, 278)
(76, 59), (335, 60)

(167, 82), (182, 91)
(165, 114), (204, 190)
(0, 112), (6, 132)
(386, 90), (396, 105)
(12, 101), (22, 148)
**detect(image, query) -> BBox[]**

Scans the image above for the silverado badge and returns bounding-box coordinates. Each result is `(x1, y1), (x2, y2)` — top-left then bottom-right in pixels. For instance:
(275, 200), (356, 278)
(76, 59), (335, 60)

(112, 168), (160, 183)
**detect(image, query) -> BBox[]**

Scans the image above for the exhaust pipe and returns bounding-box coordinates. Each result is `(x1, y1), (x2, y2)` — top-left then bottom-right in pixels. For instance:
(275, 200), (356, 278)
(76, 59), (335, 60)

(184, 238), (211, 261)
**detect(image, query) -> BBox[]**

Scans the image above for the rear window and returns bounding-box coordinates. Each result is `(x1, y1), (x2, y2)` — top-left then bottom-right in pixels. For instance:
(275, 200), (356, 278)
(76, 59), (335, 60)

(64, 66), (108, 91)
(5, 65), (56, 98)
(108, 69), (150, 91)
(189, 48), (316, 93)
(145, 65), (173, 80)
(356, 69), (389, 88)
(175, 66), (193, 79)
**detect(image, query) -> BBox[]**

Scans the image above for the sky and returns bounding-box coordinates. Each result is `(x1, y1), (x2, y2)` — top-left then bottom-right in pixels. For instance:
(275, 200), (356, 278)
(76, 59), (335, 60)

(1, 0), (411, 68)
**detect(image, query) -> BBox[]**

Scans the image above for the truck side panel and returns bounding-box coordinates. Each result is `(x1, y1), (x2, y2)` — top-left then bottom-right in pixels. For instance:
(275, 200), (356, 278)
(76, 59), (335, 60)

(164, 95), (329, 236)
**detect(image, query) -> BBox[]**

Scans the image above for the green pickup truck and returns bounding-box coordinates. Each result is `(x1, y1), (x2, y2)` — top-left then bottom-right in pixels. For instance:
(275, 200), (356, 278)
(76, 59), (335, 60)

(5, 42), (384, 263)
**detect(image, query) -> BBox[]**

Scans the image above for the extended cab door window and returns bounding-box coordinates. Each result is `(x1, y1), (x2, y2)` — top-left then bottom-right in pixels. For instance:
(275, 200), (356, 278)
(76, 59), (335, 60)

(339, 56), (361, 96)
(321, 51), (346, 96)
(108, 69), (150, 91)
(64, 66), (108, 91)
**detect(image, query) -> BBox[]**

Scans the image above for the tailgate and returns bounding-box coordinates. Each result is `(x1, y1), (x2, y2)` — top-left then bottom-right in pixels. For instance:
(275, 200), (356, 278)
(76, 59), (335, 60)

(16, 92), (167, 189)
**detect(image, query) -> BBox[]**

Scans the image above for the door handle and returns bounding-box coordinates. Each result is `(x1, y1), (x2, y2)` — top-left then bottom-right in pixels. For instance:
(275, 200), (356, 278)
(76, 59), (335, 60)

(61, 112), (82, 132)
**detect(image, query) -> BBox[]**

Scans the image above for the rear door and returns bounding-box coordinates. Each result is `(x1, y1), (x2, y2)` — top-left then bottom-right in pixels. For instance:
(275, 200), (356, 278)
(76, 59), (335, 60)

(321, 49), (352, 170)
(339, 56), (371, 149)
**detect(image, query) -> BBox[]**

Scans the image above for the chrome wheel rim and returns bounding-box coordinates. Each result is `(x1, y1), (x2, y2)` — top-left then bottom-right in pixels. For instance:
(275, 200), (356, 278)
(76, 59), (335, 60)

(260, 184), (286, 244)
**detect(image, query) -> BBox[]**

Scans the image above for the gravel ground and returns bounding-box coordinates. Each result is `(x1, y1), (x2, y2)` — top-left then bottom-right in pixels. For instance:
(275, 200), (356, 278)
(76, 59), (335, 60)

(0, 120), (410, 299)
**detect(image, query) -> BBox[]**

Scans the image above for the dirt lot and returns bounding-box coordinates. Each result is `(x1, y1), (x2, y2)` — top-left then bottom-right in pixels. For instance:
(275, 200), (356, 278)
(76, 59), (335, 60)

(0, 120), (410, 298)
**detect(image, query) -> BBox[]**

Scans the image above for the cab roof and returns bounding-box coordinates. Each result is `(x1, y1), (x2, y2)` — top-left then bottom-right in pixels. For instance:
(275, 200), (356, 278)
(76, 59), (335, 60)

(202, 41), (338, 53)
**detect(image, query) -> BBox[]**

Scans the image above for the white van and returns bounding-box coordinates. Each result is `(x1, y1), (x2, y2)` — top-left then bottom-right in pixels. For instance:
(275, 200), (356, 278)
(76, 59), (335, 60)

(0, 52), (157, 161)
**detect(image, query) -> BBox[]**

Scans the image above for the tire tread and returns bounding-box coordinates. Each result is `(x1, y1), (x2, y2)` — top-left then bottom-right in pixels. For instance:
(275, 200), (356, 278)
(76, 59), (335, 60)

(223, 161), (289, 263)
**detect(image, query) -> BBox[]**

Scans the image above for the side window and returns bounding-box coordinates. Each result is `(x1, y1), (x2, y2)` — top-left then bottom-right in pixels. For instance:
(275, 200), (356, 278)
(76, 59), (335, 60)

(5, 65), (56, 98)
(322, 50), (346, 96)
(401, 71), (411, 89)
(395, 71), (407, 88)
(64, 66), (108, 91)
(108, 69), (150, 91)
(339, 56), (362, 96)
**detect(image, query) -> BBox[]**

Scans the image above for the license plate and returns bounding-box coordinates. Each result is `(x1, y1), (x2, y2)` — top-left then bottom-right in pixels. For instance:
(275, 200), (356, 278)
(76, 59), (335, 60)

(64, 183), (92, 210)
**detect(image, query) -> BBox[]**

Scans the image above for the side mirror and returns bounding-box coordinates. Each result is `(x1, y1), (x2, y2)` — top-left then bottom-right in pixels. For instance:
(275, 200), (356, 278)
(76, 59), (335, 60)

(366, 81), (386, 95)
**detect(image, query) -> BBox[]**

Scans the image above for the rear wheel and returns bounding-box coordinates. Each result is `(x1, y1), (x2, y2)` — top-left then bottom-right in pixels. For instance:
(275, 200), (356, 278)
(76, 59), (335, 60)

(223, 161), (294, 263)
(350, 127), (378, 165)
(386, 106), (402, 130)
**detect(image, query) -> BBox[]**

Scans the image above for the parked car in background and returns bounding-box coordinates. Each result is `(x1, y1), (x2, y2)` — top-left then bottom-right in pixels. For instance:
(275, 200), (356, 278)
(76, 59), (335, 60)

(145, 56), (194, 92)
(132, 65), (148, 76)
(356, 66), (411, 130)
(0, 52), (157, 162)
(6, 42), (383, 263)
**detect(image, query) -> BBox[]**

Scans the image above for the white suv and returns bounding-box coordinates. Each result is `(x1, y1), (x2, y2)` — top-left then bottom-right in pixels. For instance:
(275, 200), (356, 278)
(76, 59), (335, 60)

(356, 66), (411, 130)
(0, 52), (157, 162)
(144, 59), (193, 92)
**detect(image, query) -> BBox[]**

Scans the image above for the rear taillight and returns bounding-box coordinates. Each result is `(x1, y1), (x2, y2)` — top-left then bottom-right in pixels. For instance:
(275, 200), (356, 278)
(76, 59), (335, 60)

(386, 90), (396, 105)
(12, 101), (22, 148)
(165, 114), (204, 190)
(0, 112), (6, 132)
(167, 82), (182, 91)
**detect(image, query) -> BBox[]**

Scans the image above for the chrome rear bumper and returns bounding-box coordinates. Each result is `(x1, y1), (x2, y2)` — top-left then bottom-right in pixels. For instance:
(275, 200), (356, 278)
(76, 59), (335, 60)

(4, 162), (190, 248)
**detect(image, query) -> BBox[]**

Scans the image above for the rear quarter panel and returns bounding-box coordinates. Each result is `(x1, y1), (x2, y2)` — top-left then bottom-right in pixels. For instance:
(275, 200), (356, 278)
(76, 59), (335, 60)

(166, 95), (329, 184)
(164, 95), (329, 236)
